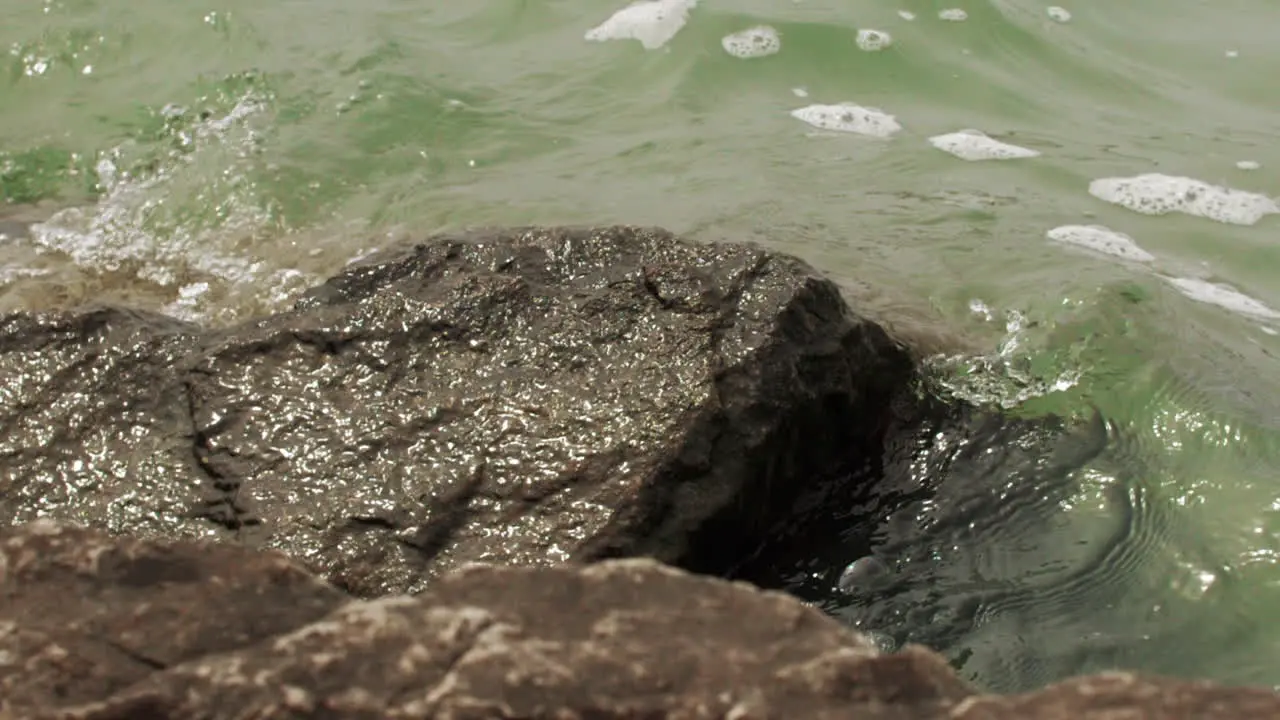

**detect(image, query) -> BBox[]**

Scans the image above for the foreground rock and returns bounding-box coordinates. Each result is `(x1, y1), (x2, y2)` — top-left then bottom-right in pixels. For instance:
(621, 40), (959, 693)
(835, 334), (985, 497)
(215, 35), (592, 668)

(0, 226), (912, 595)
(0, 522), (348, 711)
(5, 523), (1279, 719)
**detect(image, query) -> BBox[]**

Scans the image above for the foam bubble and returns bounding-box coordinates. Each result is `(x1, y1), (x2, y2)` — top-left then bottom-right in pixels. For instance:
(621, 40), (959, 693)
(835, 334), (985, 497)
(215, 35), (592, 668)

(1046, 225), (1155, 263)
(838, 556), (891, 594)
(1237, 160), (1261, 171)
(1047, 6), (1072, 22)
(584, 0), (697, 50)
(898, 10), (916, 21)
(1088, 173), (1279, 226)
(721, 25), (780, 59)
(790, 103), (902, 138)
(928, 129), (1040, 161)
(791, 87), (809, 98)
(939, 8), (968, 21)
(163, 281), (212, 321)
(856, 29), (893, 51)
(969, 298), (994, 321)
(1162, 276), (1280, 320)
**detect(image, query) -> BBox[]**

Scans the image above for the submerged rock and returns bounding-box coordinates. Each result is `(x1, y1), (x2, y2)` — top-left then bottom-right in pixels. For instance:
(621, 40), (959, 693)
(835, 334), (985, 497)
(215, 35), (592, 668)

(0, 225), (912, 595)
(5, 522), (1278, 719)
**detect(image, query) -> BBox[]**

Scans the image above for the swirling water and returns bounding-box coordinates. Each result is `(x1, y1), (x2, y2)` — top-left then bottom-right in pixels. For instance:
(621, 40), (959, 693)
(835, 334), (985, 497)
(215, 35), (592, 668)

(3, 0), (1280, 693)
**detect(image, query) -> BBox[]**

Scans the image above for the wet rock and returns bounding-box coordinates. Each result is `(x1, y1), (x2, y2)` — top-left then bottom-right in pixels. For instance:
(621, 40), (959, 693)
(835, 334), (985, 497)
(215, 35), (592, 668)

(23, 523), (972, 719)
(0, 520), (348, 715)
(0, 225), (913, 595)
(10, 523), (1279, 720)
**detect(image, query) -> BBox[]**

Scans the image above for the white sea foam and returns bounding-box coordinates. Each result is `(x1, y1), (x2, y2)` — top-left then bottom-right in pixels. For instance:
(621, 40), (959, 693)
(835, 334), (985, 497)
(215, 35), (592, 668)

(969, 298), (994, 320)
(790, 103), (902, 138)
(791, 87), (809, 98)
(1047, 7), (1072, 22)
(163, 281), (212, 321)
(0, 265), (51, 284)
(1047, 225), (1155, 263)
(1089, 173), (1278, 226)
(928, 130), (1040, 161)
(856, 29), (893, 52)
(939, 9), (968, 21)
(1237, 160), (1261, 171)
(1162, 276), (1280, 320)
(585, 0), (697, 50)
(898, 10), (916, 21)
(721, 26), (780, 59)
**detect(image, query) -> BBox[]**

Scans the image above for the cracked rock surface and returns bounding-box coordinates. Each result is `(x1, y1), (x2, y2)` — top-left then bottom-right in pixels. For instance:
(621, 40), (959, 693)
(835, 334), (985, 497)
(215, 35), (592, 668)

(6, 522), (1280, 720)
(0, 225), (911, 596)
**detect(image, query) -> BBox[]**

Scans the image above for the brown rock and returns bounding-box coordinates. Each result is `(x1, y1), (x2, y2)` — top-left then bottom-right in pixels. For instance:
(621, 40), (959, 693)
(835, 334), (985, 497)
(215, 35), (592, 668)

(6, 523), (1279, 720)
(0, 521), (348, 714)
(35, 546), (970, 719)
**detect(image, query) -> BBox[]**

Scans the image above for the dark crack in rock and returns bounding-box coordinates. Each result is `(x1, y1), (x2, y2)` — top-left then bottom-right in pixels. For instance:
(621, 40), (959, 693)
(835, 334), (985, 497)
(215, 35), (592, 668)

(0, 520), (348, 715)
(0, 225), (913, 596)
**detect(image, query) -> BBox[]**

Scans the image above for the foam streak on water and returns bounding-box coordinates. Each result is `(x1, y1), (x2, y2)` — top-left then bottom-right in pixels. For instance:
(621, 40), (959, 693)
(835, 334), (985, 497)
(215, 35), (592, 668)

(790, 103), (902, 138)
(929, 130), (1040, 161)
(721, 26), (781, 59)
(584, 0), (697, 50)
(1088, 174), (1279, 226)
(1047, 225), (1155, 263)
(855, 29), (893, 52)
(1162, 277), (1280, 321)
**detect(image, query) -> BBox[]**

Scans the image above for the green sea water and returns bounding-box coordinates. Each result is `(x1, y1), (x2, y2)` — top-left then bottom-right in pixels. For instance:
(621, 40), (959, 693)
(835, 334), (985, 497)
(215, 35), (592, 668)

(3, 0), (1280, 693)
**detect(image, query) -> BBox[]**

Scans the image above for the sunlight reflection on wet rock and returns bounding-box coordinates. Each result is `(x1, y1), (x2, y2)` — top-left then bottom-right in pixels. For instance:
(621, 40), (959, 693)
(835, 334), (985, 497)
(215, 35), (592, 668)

(0, 225), (910, 597)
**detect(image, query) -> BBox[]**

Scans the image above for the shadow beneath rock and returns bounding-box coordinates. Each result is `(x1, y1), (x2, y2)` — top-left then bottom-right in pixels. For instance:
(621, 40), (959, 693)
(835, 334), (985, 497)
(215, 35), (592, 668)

(729, 389), (1147, 692)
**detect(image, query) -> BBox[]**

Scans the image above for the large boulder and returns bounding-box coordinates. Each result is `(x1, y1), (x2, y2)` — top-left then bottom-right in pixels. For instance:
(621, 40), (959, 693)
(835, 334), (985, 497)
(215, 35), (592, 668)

(5, 522), (1279, 719)
(0, 225), (913, 596)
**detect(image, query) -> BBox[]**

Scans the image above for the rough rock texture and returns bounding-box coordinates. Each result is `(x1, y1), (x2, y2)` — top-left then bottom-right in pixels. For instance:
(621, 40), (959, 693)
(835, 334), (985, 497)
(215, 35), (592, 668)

(5, 523), (1279, 719)
(0, 225), (912, 596)
(0, 521), (348, 713)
